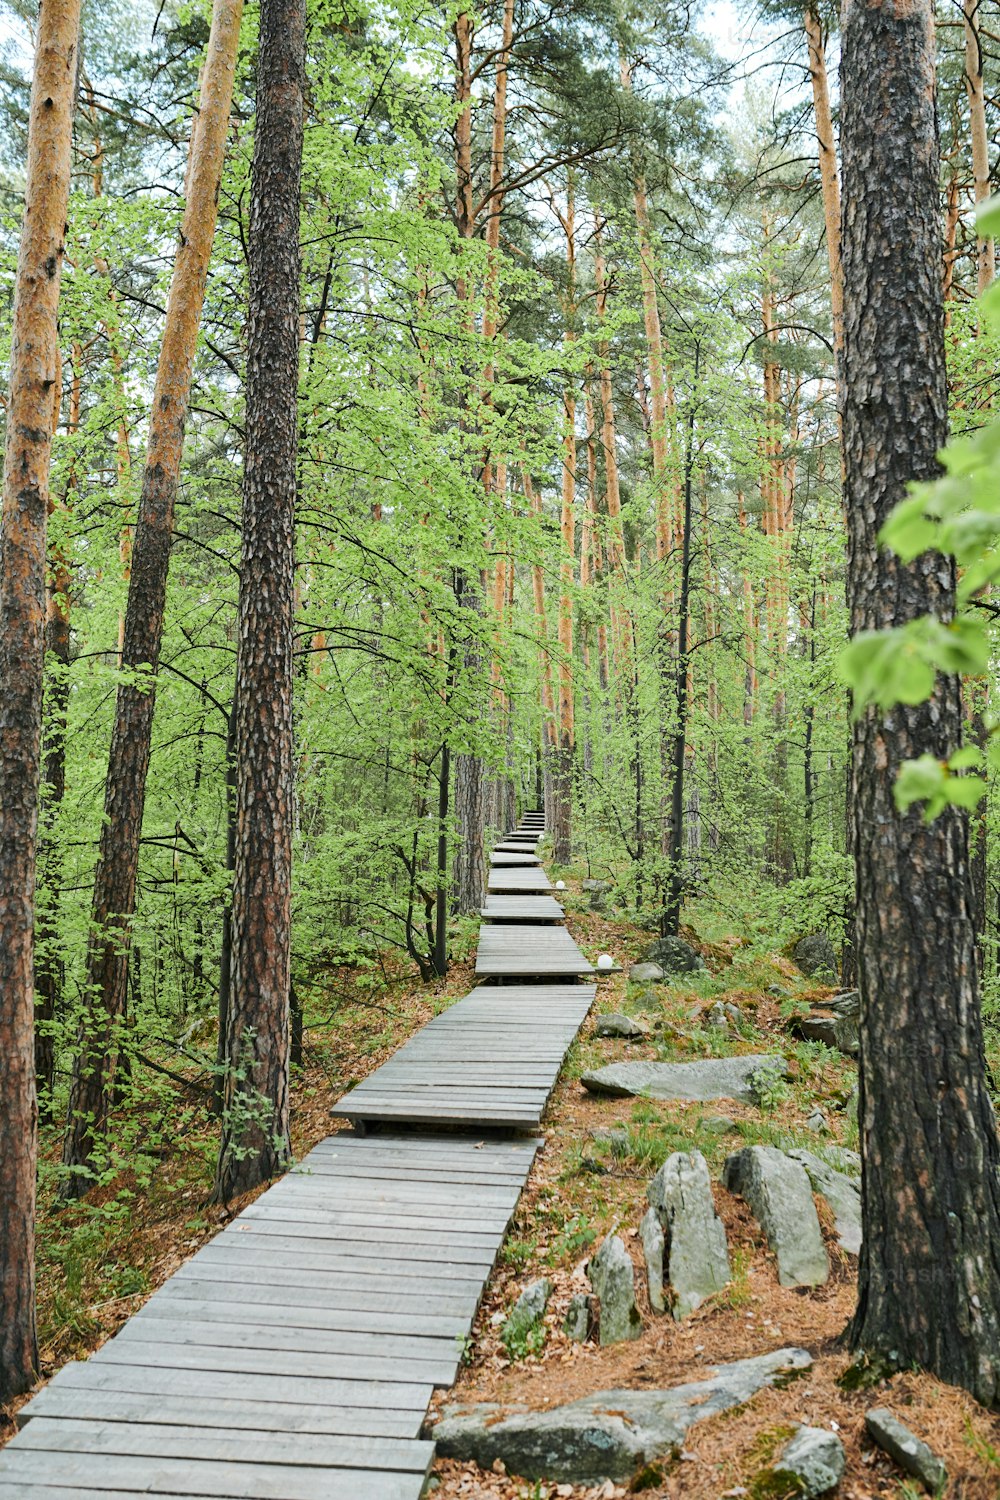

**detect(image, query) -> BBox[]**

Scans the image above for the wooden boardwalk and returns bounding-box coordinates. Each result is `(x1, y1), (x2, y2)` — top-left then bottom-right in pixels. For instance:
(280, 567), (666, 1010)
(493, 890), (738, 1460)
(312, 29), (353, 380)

(4, 811), (598, 1499)
(476, 923), (593, 978)
(332, 983), (595, 1130)
(487, 864), (552, 892)
(481, 894), (564, 921)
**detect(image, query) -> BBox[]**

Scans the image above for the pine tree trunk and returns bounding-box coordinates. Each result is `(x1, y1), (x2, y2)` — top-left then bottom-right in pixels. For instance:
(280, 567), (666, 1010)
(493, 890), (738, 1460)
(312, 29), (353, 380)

(553, 178), (576, 865)
(964, 0), (994, 295)
(0, 0), (81, 1400)
(804, 4), (844, 362)
(213, 0), (303, 1203)
(62, 0), (244, 1194)
(841, 0), (1000, 1403)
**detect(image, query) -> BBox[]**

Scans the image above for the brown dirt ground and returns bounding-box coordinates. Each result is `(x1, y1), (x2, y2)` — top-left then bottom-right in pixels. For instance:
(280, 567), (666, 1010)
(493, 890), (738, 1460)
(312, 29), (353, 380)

(426, 891), (1000, 1500)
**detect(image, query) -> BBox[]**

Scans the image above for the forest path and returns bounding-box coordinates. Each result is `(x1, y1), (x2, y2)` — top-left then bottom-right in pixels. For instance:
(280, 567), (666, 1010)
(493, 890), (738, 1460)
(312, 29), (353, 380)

(2, 814), (599, 1499)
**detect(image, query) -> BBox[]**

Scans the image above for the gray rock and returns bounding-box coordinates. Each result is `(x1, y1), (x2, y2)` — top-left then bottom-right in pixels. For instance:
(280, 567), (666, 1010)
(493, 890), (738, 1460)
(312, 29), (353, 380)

(629, 961), (665, 985)
(769, 1425), (846, 1497)
(703, 1114), (738, 1134)
(642, 936), (707, 974)
(707, 1001), (730, 1031)
(432, 1348), (813, 1484)
(793, 932), (838, 980)
(582, 878), (610, 893)
(587, 1234), (642, 1345)
(821, 1145), (861, 1176)
(503, 1277), (552, 1343)
(865, 1407), (947, 1493)
(788, 1148), (862, 1256)
(828, 989), (860, 1019)
(581, 1055), (788, 1104)
(722, 1146), (829, 1287)
(768, 983), (792, 997)
(562, 1293), (594, 1343)
(648, 1151), (730, 1318)
(594, 1011), (650, 1040)
(792, 1009), (859, 1055)
(640, 1208), (665, 1313)
(804, 1108), (829, 1133)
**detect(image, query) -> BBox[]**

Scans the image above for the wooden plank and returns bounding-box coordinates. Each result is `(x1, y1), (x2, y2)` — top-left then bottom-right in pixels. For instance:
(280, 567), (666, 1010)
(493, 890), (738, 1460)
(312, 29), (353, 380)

(170, 1262), (483, 1308)
(91, 1340), (442, 1391)
(40, 1361), (432, 1422)
(142, 1287), (471, 1335)
(133, 1298), (466, 1342)
(488, 852), (540, 866)
(475, 923), (593, 976)
(190, 1241), (495, 1274)
(16, 1386), (423, 1441)
(13, 1419), (434, 1474)
(487, 867), (552, 891)
(481, 895), (564, 921)
(111, 1323), (459, 1383)
(0, 1449), (426, 1499)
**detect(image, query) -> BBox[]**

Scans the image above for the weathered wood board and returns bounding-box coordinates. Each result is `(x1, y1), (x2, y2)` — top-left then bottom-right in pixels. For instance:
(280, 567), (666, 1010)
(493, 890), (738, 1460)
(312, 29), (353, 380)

(475, 923), (593, 977)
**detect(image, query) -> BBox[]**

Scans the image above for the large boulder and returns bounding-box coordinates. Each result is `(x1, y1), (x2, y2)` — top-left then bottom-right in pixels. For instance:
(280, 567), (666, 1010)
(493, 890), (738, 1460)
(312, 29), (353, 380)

(587, 1234), (642, 1345)
(581, 1055), (788, 1104)
(865, 1408), (947, 1493)
(647, 1151), (730, 1318)
(722, 1145), (829, 1287)
(641, 935), (707, 974)
(788, 1148), (862, 1256)
(765, 1425), (846, 1497)
(793, 932), (838, 980)
(432, 1348), (813, 1484)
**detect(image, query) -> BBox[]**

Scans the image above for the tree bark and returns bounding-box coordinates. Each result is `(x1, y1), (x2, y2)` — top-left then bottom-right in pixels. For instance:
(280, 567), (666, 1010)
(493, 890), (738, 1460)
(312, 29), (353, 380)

(964, 0), (994, 295)
(553, 176), (576, 865)
(213, 0), (303, 1202)
(61, 0), (243, 1193)
(0, 0), (81, 1400)
(841, 0), (1000, 1403)
(804, 4), (844, 363)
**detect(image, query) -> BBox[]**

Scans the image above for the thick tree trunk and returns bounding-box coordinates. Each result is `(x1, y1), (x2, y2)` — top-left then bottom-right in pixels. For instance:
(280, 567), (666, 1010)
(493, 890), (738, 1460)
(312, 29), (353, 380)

(0, 0), (80, 1401)
(841, 0), (1000, 1403)
(214, 0), (303, 1203)
(62, 0), (244, 1194)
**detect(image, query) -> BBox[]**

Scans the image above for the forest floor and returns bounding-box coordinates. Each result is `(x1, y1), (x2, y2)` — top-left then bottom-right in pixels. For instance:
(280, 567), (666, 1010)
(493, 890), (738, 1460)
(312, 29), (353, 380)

(5, 871), (1000, 1498)
(425, 877), (1000, 1500)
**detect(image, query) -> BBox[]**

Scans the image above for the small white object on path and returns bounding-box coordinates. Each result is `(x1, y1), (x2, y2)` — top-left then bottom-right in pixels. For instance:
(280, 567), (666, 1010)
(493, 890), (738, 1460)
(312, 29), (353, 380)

(597, 953), (614, 971)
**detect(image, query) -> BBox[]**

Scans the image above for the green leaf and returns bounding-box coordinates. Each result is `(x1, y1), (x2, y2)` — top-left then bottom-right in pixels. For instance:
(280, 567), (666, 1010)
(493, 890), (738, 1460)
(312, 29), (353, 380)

(947, 745), (983, 771)
(894, 754), (946, 812)
(976, 192), (1000, 237)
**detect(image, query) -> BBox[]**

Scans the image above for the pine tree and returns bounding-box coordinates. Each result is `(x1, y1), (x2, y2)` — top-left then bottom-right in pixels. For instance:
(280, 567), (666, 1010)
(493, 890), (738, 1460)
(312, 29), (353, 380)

(213, 0), (305, 1201)
(0, 0), (81, 1400)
